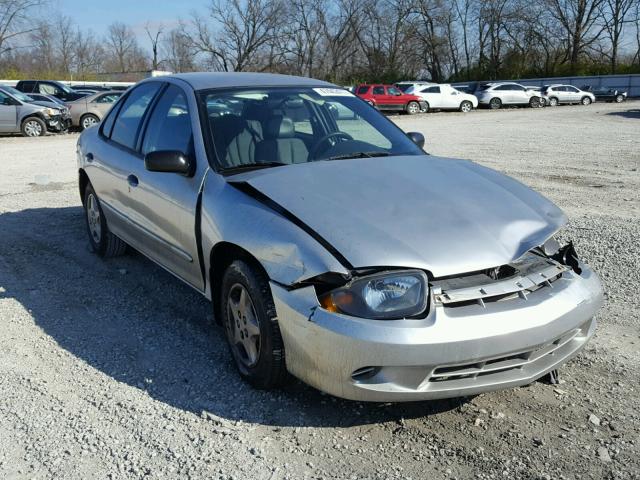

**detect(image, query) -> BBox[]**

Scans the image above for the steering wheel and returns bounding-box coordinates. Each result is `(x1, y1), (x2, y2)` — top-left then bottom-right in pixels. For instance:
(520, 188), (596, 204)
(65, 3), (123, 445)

(309, 132), (354, 159)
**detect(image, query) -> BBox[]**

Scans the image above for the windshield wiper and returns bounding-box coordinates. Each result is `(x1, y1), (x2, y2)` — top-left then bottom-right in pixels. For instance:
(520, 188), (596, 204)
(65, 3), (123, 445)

(221, 162), (289, 174)
(327, 151), (390, 161)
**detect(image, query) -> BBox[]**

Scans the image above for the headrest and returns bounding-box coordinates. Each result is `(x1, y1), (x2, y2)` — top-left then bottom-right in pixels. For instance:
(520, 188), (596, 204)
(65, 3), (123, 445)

(265, 116), (294, 138)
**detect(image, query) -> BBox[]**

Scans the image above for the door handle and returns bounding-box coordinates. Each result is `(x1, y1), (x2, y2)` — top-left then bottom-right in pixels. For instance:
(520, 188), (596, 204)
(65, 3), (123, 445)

(127, 174), (139, 187)
(85, 152), (94, 162)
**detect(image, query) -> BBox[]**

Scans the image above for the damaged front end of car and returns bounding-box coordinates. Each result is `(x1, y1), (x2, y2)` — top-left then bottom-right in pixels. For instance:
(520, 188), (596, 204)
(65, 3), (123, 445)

(268, 235), (602, 402)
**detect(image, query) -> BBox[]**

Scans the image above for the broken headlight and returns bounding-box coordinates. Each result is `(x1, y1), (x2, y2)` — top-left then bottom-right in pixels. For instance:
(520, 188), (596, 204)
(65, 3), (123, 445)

(319, 270), (429, 319)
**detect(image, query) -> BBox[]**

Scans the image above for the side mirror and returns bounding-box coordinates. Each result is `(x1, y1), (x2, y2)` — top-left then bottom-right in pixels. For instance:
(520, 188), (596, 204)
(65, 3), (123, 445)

(407, 131), (425, 149)
(144, 150), (194, 176)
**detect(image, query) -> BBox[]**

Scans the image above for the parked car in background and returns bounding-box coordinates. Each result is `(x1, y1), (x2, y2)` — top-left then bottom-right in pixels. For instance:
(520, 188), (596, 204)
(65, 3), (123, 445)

(77, 72), (603, 402)
(25, 92), (67, 107)
(67, 91), (123, 130)
(541, 85), (595, 106)
(475, 82), (544, 109)
(355, 84), (427, 114)
(581, 86), (627, 103)
(407, 83), (478, 112)
(72, 85), (110, 92)
(0, 85), (68, 136)
(15, 80), (86, 102)
(395, 81), (434, 93)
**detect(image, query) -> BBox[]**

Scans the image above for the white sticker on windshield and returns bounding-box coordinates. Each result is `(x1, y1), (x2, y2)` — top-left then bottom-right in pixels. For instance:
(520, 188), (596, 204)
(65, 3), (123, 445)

(313, 88), (354, 97)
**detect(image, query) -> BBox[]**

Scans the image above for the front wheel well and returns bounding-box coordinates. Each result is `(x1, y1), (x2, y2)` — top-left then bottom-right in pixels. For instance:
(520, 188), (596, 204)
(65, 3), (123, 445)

(209, 242), (270, 324)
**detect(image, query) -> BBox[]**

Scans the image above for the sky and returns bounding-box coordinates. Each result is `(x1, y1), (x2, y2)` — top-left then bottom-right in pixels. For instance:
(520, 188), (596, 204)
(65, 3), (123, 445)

(52, 0), (208, 49)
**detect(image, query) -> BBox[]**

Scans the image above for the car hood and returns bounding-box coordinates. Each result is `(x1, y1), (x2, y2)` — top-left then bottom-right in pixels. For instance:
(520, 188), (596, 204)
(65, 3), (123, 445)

(229, 155), (567, 278)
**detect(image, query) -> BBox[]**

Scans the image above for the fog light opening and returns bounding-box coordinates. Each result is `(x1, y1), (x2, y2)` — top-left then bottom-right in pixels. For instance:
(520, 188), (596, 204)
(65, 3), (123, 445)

(351, 366), (381, 381)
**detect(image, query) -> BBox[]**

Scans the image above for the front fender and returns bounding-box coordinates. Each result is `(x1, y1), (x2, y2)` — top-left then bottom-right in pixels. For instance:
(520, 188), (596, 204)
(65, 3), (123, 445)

(200, 172), (349, 294)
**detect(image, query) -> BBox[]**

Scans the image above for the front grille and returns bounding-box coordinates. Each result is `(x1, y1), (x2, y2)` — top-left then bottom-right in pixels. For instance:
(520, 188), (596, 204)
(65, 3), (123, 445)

(428, 328), (580, 383)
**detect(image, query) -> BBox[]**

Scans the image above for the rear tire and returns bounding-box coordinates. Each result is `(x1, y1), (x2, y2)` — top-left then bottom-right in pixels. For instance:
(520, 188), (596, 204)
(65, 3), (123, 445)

(459, 100), (472, 113)
(21, 117), (46, 137)
(529, 97), (543, 108)
(83, 184), (127, 258)
(221, 260), (288, 389)
(548, 97), (559, 107)
(489, 98), (502, 109)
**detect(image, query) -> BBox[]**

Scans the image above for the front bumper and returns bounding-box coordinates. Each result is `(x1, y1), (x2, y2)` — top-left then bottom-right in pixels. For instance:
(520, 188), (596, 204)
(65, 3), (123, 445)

(45, 115), (70, 132)
(272, 266), (603, 402)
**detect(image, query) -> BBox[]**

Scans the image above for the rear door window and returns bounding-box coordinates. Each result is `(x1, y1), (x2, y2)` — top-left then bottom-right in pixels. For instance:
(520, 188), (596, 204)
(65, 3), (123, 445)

(357, 86), (369, 95)
(110, 82), (162, 150)
(372, 86), (385, 95)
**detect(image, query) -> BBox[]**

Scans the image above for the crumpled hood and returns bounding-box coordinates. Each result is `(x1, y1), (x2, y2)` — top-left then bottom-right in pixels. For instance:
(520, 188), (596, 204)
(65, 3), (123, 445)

(231, 155), (567, 278)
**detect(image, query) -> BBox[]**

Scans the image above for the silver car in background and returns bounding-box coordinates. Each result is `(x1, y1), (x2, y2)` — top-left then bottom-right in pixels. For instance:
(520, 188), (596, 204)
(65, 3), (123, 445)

(542, 85), (595, 106)
(0, 85), (68, 136)
(67, 91), (123, 130)
(76, 73), (603, 402)
(476, 82), (544, 109)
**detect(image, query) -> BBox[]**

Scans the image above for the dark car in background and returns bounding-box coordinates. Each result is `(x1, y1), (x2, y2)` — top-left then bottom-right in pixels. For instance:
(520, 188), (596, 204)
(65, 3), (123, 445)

(581, 86), (627, 103)
(15, 80), (86, 102)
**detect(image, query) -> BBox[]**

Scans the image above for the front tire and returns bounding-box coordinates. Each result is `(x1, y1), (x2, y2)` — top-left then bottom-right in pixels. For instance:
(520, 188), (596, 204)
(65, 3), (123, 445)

(406, 101), (420, 115)
(221, 260), (288, 389)
(615, 94), (624, 103)
(581, 96), (592, 105)
(489, 98), (502, 109)
(21, 117), (46, 137)
(83, 184), (127, 258)
(459, 100), (473, 113)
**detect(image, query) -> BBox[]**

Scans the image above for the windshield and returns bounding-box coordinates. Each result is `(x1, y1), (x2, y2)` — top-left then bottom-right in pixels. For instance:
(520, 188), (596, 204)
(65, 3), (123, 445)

(3, 86), (34, 103)
(199, 87), (424, 172)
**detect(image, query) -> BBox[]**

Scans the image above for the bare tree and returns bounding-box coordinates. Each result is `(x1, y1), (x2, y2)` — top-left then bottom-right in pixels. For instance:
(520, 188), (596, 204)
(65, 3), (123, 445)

(145, 22), (164, 70)
(55, 15), (76, 75)
(0, 0), (44, 57)
(105, 21), (137, 73)
(163, 26), (195, 72)
(599, 0), (637, 72)
(547, 0), (606, 73)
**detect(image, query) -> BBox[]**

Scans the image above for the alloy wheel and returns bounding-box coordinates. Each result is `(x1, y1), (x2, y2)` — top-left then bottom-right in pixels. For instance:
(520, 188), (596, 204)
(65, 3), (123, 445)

(460, 101), (472, 113)
(24, 120), (43, 137)
(407, 102), (420, 114)
(227, 283), (261, 368)
(82, 116), (98, 129)
(86, 193), (102, 243)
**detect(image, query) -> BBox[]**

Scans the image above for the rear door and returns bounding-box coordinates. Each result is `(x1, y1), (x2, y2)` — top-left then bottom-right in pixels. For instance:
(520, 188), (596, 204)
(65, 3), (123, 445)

(125, 83), (206, 290)
(0, 91), (18, 132)
(86, 82), (164, 246)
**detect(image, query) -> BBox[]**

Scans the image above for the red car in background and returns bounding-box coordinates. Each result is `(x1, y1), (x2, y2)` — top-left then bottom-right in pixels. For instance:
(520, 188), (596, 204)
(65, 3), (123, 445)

(355, 84), (427, 114)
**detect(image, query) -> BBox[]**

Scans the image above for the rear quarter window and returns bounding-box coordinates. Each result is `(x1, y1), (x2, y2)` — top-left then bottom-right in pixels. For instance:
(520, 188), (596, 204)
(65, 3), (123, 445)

(357, 86), (369, 95)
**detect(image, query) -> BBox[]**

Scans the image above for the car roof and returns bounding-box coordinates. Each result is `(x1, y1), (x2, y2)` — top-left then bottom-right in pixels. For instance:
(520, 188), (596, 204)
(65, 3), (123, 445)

(150, 72), (335, 91)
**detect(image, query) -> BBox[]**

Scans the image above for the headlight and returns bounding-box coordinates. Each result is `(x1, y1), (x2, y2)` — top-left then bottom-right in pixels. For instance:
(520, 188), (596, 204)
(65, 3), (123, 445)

(319, 270), (429, 319)
(43, 108), (58, 117)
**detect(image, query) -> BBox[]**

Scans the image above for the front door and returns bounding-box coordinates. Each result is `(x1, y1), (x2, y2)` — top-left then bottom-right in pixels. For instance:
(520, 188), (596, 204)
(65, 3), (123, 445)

(0, 92), (17, 132)
(125, 84), (206, 291)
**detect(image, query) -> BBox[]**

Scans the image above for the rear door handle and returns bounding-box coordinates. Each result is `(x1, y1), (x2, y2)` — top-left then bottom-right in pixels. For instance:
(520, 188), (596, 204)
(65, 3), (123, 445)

(127, 174), (139, 187)
(85, 152), (94, 162)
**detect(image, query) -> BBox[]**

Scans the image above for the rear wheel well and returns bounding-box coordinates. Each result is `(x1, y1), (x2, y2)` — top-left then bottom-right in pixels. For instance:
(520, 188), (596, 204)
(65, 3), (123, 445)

(210, 242), (270, 324)
(79, 169), (89, 205)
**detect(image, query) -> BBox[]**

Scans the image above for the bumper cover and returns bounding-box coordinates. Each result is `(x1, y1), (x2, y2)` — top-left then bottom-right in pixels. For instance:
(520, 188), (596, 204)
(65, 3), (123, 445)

(271, 266), (603, 402)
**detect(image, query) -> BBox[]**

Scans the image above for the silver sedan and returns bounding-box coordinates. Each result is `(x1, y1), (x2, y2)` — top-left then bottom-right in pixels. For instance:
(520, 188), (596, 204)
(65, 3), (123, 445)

(76, 73), (603, 402)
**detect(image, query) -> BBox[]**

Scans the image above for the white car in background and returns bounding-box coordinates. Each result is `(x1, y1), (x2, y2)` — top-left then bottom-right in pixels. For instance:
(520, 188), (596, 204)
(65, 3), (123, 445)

(395, 81), (434, 93)
(476, 82), (544, 109)
(406, 84), (478, 112)
(541, 85), (595, 106)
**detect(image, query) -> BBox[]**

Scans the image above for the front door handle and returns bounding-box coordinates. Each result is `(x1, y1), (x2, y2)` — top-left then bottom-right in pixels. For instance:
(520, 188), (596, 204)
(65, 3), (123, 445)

(127, 174), (139, 187)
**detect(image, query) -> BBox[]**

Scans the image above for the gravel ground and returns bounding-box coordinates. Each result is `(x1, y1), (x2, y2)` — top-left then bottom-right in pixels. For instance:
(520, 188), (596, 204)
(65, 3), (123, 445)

(1, 101), (639, 480)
